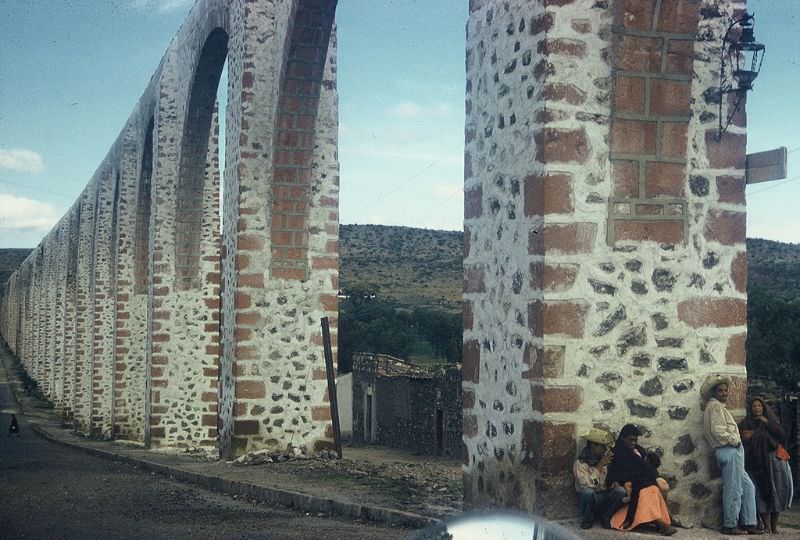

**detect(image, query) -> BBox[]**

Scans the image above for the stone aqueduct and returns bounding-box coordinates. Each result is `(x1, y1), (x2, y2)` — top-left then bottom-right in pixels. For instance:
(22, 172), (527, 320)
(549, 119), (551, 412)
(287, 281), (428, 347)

(1, 0), (750, 522)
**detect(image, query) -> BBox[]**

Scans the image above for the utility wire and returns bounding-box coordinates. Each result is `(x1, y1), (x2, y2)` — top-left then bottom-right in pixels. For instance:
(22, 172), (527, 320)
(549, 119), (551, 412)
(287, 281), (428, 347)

(0, 178), (74, 199)
(415, 186), (463, 227)
(341, 142), (462, 222)
(747, 174), (800, 196)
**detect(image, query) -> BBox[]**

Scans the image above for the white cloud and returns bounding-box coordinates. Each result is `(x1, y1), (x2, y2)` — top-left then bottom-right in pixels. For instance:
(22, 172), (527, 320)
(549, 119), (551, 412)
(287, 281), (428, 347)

(0, 149), (44, 173)
(390, 101), (422, 118)
(0, 194), (60, 232)
(131, 0), (192, 12)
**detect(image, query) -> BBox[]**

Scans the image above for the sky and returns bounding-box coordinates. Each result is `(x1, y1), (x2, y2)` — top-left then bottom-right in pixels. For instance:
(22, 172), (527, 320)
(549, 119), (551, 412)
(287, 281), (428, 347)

(0, 0), (797, 249)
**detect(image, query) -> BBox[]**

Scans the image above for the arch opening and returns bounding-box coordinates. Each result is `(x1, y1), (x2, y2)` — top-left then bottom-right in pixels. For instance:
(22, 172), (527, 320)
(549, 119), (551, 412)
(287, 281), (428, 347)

(175, 27), (229, 290)
(135, 117), (154, 294)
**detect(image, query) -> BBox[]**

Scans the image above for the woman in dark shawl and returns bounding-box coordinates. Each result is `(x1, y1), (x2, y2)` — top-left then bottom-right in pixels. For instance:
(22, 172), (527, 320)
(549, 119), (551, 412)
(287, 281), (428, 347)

(739, 397), (794, 533)
(606, 424), (675, 536)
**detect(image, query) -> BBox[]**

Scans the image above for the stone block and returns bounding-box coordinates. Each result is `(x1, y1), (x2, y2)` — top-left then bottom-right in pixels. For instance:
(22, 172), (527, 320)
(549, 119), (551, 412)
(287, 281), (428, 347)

(621, 0), (656, 30)
(645, 161), (685, 197)
(615, 220), (684, 245)
(614, 75), (645, 114)
(677, 298), (747, 328)
(542, 386), (582, 413)
(612, 119), (657, 155)
(657, 0), (701, 33)
(524, 420), (576, 473)
(543, 223), (597, 254)
(463, 340), (481, 383)
(704, 209), (746, 245)
(618, 36), (662, 72)
(725, 333), (746, 366)
(660, 122), (688, 159)
(535, 128), (591, 164)
(612, 160), (640, 197)
(543, 264), (578, 292)
(524, 173), (573, 216)
(716, 175), (746, 205)
(731, 251), (747, 293)
(543, 301), (588, 338)
(650, 79), (691, 116)
(706, 131), (747, 169)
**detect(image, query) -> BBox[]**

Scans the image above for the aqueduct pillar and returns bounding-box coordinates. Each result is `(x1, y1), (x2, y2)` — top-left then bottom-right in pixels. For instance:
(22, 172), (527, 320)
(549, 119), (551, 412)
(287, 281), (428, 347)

(463, 0), (749, 525)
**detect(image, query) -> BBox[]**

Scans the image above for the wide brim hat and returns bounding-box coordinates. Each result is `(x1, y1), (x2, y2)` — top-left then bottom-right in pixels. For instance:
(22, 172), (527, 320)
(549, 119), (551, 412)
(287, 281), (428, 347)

(584, 427), (613, 446)
(700, 374), (731, 400)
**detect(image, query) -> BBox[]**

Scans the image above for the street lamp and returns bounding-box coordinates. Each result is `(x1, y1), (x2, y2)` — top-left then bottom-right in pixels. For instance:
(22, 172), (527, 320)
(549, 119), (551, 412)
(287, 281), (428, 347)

(717, 12), (765, 141)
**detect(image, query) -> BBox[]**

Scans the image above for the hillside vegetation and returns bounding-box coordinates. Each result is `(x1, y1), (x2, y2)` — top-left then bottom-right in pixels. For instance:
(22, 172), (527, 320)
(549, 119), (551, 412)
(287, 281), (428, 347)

(2, 233), (799, 385)
(340, 224), (461, 313)
(746, 238), (800, 390)
(0, 249), (31, 286)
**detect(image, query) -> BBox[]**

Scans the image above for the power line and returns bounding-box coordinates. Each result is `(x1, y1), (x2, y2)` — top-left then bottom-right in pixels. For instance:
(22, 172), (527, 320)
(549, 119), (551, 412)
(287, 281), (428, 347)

(747, 174), (800, 196)
(341, 142), (462, 222)
(416, 186), (463, 227)
(0, 178), (75, 199)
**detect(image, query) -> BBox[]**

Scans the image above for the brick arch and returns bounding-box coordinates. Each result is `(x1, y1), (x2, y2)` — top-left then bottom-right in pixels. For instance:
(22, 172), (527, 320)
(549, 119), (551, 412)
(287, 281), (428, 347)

(175, 28), (228, 291)
(218, 0), (340, 459)
(145, 11), (225, 448)
(269, 0), (336, 280)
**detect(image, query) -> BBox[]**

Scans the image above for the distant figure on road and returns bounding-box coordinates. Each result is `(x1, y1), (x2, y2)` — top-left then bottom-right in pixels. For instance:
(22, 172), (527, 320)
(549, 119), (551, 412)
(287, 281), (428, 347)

(8, 414), (20, 437)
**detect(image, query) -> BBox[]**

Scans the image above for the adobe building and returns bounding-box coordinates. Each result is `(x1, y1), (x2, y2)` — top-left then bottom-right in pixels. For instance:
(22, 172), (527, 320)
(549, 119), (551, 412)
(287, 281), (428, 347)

(351, 353), (462, 457)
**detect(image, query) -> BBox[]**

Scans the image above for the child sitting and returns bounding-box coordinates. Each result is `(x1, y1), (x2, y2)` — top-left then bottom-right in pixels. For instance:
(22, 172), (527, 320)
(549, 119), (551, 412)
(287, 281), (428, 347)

(622, 451), (669, 503)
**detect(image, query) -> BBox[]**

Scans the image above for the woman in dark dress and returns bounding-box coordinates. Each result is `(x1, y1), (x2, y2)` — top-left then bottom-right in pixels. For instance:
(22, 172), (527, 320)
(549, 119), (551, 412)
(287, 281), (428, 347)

(739, 397), (794, 534)
(606, 424), (676, 536)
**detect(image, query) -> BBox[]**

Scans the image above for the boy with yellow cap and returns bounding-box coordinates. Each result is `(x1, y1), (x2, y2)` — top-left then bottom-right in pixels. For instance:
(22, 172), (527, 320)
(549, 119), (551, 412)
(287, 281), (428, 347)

(573, 427), (626, 529)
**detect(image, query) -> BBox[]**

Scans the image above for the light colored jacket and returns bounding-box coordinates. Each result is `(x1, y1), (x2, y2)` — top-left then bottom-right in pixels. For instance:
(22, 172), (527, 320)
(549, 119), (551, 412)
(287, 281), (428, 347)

(573, 459), (607, 493)
(703, 397), (741, 448)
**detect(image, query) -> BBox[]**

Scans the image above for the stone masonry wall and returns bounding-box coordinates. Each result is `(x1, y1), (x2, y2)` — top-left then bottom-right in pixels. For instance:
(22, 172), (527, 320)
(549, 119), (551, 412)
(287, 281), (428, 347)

(0, 0), (340, 460)
(219, 0), (340, 458)
(464, 0), (748, 526)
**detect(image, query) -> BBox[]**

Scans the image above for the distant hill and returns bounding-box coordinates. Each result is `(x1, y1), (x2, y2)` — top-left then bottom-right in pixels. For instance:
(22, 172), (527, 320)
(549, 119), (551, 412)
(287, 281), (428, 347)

(746, 238), (800, 299)
(745, 238), (800, 390)
(3, 233), (799, 314)
(0, 249), (32, 287)
(340, 224), (462, 312)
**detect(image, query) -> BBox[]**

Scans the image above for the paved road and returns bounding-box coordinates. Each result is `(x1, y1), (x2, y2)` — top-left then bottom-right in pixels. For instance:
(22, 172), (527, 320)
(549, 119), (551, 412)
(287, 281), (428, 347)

(0, 368), (406, 539)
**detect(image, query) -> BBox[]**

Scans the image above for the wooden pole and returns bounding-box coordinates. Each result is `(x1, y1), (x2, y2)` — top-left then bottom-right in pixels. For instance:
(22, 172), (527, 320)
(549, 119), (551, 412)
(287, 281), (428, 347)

(320, 317), (342, 458)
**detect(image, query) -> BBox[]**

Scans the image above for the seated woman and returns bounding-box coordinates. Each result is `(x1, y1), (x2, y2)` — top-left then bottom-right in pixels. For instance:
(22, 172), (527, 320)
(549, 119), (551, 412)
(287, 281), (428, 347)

(739, 397), (794, 534)
(606, 424), (676, 536)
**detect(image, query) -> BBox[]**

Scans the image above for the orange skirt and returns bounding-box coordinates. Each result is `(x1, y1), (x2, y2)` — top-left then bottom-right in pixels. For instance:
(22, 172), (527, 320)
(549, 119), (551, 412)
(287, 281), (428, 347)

(611, 485), (671, 530)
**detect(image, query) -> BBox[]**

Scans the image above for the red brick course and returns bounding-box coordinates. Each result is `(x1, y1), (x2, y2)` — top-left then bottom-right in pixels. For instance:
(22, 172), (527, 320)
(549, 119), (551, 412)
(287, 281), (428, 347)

(543, 301), (588, 338)
(704, 210), (746, 245)
(543, 223), (597, 254)
(677, 298), (747, 328)
(615, 220), (684, 244)
(725, 333), (747, 366)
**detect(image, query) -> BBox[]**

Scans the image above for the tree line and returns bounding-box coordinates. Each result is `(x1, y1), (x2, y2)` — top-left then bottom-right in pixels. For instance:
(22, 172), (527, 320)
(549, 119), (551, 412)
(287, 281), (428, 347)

(337, 292), (461, 373)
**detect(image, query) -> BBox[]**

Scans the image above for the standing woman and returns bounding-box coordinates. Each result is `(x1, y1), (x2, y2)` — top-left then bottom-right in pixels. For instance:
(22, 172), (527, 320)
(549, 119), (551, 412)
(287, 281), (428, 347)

(606, 424), (676, 536)
(739, 398), (794, 534)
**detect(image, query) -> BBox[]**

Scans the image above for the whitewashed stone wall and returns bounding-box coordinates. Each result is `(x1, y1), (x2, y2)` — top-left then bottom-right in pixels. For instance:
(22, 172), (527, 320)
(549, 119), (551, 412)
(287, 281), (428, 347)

(464, 0), (749, 526)
(0, 0), (340, 459)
